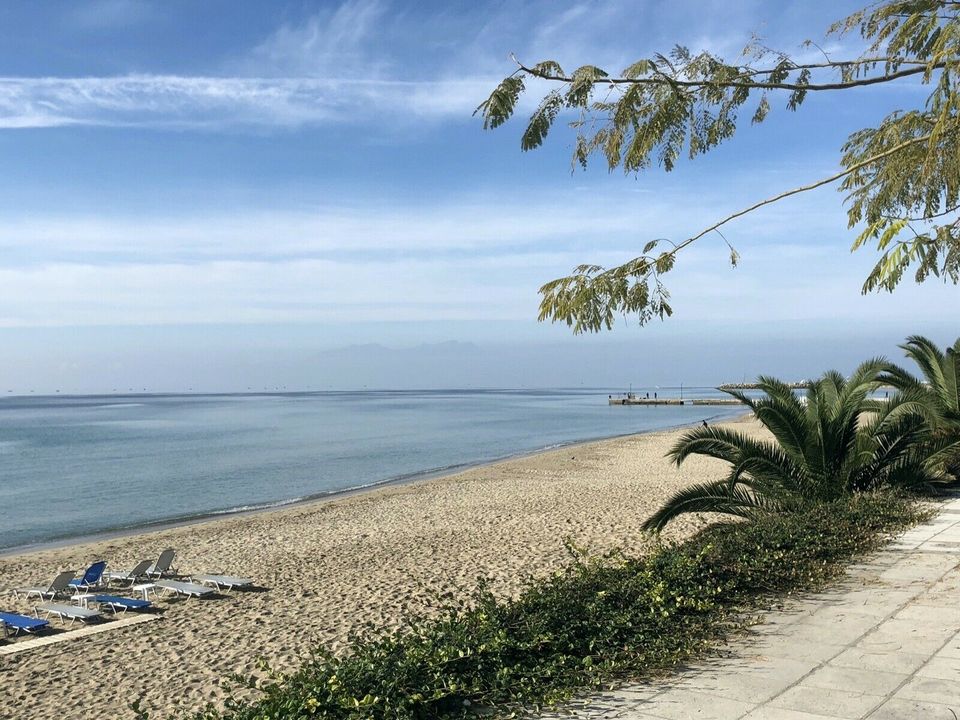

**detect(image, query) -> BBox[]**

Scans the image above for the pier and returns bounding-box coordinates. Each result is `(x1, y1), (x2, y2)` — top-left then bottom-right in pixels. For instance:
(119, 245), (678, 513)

(607, 396), (743, 406)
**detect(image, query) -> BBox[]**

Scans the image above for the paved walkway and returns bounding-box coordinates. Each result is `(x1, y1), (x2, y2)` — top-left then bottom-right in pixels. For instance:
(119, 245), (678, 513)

(548, 498), (960, 719)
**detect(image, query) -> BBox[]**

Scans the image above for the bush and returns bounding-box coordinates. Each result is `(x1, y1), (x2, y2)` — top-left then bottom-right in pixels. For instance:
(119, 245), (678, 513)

(183, 492), (928, 720)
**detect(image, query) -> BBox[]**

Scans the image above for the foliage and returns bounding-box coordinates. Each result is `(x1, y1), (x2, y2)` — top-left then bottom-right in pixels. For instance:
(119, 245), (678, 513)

(642, 358), (960, 531)
(477, 1), (960, 332)
(882, 334), (960, 476)
(178, 494), (925, 720)
(883, 334), (960, 427)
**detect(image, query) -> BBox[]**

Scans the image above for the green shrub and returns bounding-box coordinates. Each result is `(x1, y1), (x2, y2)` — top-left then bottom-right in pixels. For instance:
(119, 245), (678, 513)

(183, 492), (928, 720)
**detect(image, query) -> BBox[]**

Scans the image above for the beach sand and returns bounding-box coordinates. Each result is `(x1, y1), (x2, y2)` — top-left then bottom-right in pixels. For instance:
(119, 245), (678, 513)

(0, 415), (760, 719)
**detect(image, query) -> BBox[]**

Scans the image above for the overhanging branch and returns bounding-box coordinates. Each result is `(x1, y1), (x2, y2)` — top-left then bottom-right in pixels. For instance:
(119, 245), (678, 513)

(516, 59), (945, 93)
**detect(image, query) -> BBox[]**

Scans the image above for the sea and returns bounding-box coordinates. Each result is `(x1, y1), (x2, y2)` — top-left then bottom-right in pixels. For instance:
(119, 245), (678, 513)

(0, 388), (745, 552)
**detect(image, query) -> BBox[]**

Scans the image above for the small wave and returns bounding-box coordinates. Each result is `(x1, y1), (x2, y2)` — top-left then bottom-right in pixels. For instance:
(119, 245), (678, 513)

(207, 496), (306, 515)
(92, 403), (146, 409)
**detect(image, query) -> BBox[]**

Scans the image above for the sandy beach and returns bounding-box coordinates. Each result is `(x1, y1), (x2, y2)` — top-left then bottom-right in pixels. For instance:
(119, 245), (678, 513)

(0, 415), (759, 719)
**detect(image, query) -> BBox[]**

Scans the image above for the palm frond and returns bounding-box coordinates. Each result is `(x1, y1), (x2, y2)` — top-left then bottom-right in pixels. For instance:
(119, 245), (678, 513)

(902, 336), (949, 404)
(667, 426), (753, 466)
(641, 481), (782, 532)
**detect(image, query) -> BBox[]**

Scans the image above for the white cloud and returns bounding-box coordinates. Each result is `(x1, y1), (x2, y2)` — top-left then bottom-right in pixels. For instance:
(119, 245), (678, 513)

(0, 197), (675, 260)
(2, 237), (956, 329)
(0, 74), (498, 129)
(244, 0), (387, 77)
(0, 1), (890, 131)
(0, 183), (952, 329)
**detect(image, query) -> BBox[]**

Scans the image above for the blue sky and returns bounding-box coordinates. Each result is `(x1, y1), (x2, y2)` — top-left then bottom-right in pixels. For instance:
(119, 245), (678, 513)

(0, 0), (957, 392)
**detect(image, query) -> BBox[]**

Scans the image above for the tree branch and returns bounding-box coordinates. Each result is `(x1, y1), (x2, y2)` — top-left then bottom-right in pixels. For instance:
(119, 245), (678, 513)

(517, 60), (944, 92)
(662, 132), (936, 261)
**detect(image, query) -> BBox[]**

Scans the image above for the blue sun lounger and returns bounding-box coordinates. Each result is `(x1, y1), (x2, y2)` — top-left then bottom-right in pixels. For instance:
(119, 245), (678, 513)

(89, 595), (152, 614)
(70, 561), (107, 592)
(0, 611), (50, 636)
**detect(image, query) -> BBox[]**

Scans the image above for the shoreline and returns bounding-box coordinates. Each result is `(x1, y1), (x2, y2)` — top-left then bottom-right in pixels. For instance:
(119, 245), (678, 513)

(1, 412), (761, 720)
(0, 410), (748, 559)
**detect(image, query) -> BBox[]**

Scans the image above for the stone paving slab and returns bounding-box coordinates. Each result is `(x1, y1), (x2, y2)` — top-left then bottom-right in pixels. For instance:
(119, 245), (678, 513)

(539, 497), (960, 720)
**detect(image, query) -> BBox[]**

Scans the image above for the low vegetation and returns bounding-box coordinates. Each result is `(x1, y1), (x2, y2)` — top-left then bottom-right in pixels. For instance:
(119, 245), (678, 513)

(168, 335), (957, 720)
(178, 494), (926, 720)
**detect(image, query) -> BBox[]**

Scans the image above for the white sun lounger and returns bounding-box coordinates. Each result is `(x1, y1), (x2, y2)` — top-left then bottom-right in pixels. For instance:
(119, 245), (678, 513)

(104, 559), (153, 587)
(13, 570), (77, 600)
(191, 575), (253, 592)
(146, 549), (177, 579)
(156, 580), (214, 599)
(36, 602), (101, 625)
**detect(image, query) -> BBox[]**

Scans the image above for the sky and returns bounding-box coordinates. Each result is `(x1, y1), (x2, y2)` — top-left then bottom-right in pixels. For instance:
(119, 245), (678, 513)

(0, 0), (957, 393)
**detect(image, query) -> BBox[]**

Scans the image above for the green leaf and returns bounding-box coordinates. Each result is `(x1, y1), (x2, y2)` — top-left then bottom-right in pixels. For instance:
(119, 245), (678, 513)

(475, 76), (525, 130)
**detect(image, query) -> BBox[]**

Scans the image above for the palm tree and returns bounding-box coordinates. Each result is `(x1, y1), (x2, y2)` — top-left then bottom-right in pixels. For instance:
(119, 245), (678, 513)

(882, 335), (960, 477)
(642, 358), (958, 532)
(882, 335), (960, 427)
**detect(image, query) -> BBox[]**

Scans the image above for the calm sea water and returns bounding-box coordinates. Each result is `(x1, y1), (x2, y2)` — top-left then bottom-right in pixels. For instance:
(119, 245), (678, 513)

(0, 389), (744, 551)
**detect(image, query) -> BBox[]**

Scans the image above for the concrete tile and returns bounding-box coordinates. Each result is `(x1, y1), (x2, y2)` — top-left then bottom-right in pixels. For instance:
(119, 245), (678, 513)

(783, 613), (880, 646)
(801, 665), (907, 697)
(878, 564), (951, 586)
(895, 676), (960, 705)
(926, 570), (960, 592)
(915, 586), (960, 608)
(892, 603), (960, 631)
(917, 654), (960, 681)
(542, 689), (664, 718)
(924, 541), (960, 550)
(808, 604), (895, 626)
(829, 647), (927, 675)
(929, 532), (960, 544)
(869, 698), (960, 719)
(818, 588), (917, 617)
(935, 632), (960, 659)
(667, 658), (816, 704)
(857, 618), (956, 656)
(746, 636), (847, 664)
(769, 686), (883, 719)
(742, 708), (845, 720)
(642, 688), (755, 720)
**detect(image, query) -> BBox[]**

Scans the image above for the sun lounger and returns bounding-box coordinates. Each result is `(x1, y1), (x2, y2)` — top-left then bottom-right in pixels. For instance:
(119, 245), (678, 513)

(89, 595), (152, 614)
(156, 580), (214, 599)
(146, 549), (177, 579)
(0, 611), (49, 636)
(36, 603), (101, 625)
(104, 559), (153, 586)
(69, 560), (107, 592)
(191, 574), (253, 591)
(13, 570), (77, 600)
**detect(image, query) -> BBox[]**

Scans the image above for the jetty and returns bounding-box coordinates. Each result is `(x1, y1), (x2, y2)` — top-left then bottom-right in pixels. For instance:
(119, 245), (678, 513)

(609, 379), (815, 406)
(717, 381), (810, 390)
(607, 395), (742, 406)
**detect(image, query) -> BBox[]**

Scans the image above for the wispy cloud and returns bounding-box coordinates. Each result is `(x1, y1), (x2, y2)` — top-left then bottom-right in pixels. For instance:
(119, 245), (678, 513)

(0, 1), (874, 131)
(0, 74), (500, 129)
(0, 185), (943, 328)
(243, 0), (387, 77)
(0, 196), (673, 262)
